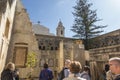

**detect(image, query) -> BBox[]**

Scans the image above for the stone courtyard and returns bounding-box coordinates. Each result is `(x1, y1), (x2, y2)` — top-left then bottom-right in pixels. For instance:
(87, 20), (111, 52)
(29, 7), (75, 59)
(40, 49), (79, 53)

(0, 0), (120, 80)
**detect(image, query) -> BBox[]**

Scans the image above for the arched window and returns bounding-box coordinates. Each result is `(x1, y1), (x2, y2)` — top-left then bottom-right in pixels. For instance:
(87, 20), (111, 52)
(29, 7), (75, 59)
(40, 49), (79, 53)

(4, 19), (10, 38)
(61, 30), (63, 35)
(51, 47), (53, 50)
(42, 46), (45, 50)
(39, 46), (41, 50)
(55, 47), (58, 50)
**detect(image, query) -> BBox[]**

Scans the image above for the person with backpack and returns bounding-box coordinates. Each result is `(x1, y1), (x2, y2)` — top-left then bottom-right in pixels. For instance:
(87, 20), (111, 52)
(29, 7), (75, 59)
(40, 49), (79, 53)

(80, 66), (91, 80)
(39, 63), (53, 80)
(58, 59), (71, 80)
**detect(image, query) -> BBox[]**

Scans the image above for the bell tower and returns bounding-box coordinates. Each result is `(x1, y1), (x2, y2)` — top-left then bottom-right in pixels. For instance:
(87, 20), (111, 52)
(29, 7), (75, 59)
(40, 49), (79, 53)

(56, 20), (65, 37)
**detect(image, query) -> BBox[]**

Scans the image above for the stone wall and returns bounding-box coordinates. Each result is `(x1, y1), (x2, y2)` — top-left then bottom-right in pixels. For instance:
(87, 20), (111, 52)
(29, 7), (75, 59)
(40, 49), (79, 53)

(90, 29), (120, 49)
(0, 0), (17, 75)
(7, 0), (39, 79)
(36, 35), (85, 79)
(89, 29), (120, 80)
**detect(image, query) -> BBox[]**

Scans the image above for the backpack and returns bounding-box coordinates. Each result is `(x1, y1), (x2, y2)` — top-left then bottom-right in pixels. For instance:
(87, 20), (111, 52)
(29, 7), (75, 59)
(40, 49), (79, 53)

(58, 68), (69, 80)
(59, 68), (65, 80)
(40, 69), (53, 80)
(81, 72), (91, 80)
(81, 72), (88, 77)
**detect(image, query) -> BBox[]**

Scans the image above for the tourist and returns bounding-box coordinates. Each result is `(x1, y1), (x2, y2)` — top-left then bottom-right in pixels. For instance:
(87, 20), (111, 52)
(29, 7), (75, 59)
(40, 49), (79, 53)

(63, 61), (86, 80)
(39, 63), (53, 80)
(103, 64), (115, 80)
(109, 57), (120, 80)
(58, 59), (71, 80)
(106, 70), (115, 80)
(81, 66), (91, 80)
(1, 62), (16, 80)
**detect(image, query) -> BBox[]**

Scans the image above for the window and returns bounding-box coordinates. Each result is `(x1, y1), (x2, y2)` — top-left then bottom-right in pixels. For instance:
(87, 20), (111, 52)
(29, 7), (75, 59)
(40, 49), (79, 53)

(51, 47), (53, 50)
(55, 47), (58, 50)
(39, 46), (41, 50)
(0, 16), (1, 24)
(42, 46), (45, 50)
(61, 30), (63, 35)
(0, 39), (3, 59)
(14, 47), (28, 67)
(4, 19), (10, 38)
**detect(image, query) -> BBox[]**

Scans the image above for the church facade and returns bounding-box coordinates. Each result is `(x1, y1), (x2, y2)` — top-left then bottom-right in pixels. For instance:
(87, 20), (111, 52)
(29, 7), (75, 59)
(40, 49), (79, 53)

(31, 21), (85, 79)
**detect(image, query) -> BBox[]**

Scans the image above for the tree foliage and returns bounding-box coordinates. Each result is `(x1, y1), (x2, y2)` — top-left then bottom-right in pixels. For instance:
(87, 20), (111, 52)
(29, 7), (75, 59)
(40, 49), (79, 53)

(26, 52), (37, 68)
(71, 0), (107, 50)
(26, 52), (37, 79)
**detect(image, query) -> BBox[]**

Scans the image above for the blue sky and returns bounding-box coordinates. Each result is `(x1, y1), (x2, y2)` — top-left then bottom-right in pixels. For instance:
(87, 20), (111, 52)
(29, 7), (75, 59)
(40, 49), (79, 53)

(22, 0), (120, 38)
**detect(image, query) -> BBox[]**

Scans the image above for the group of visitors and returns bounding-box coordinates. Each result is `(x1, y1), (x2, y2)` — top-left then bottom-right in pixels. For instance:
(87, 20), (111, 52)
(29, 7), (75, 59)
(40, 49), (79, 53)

(39, 59), (90, 80)
(39, 57), (120, 80)
(57, 59), (90, 80)
(1, 57), (120, 80)
(0, 60), (90, 80)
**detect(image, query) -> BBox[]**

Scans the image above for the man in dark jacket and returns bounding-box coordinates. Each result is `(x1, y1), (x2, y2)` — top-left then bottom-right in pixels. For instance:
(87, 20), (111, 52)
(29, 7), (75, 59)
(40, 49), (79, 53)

(39, 63), (53, 80)
(109, 57), (120, 80)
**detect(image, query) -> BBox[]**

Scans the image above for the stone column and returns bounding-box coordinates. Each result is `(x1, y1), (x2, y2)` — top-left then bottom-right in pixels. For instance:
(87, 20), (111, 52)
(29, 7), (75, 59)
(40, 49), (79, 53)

(70, 45), (74, 61)
(58, 40), (64, 71)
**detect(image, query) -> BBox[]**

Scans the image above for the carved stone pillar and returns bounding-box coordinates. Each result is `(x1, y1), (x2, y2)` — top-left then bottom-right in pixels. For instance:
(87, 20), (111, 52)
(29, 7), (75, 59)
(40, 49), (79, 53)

(70, 45), (74, 61)
(58, 40), (64, 71)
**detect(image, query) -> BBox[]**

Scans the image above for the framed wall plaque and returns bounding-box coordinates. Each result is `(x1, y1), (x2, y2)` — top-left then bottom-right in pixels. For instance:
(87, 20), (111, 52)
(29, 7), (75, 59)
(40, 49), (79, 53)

(14, 47), (27, 67)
